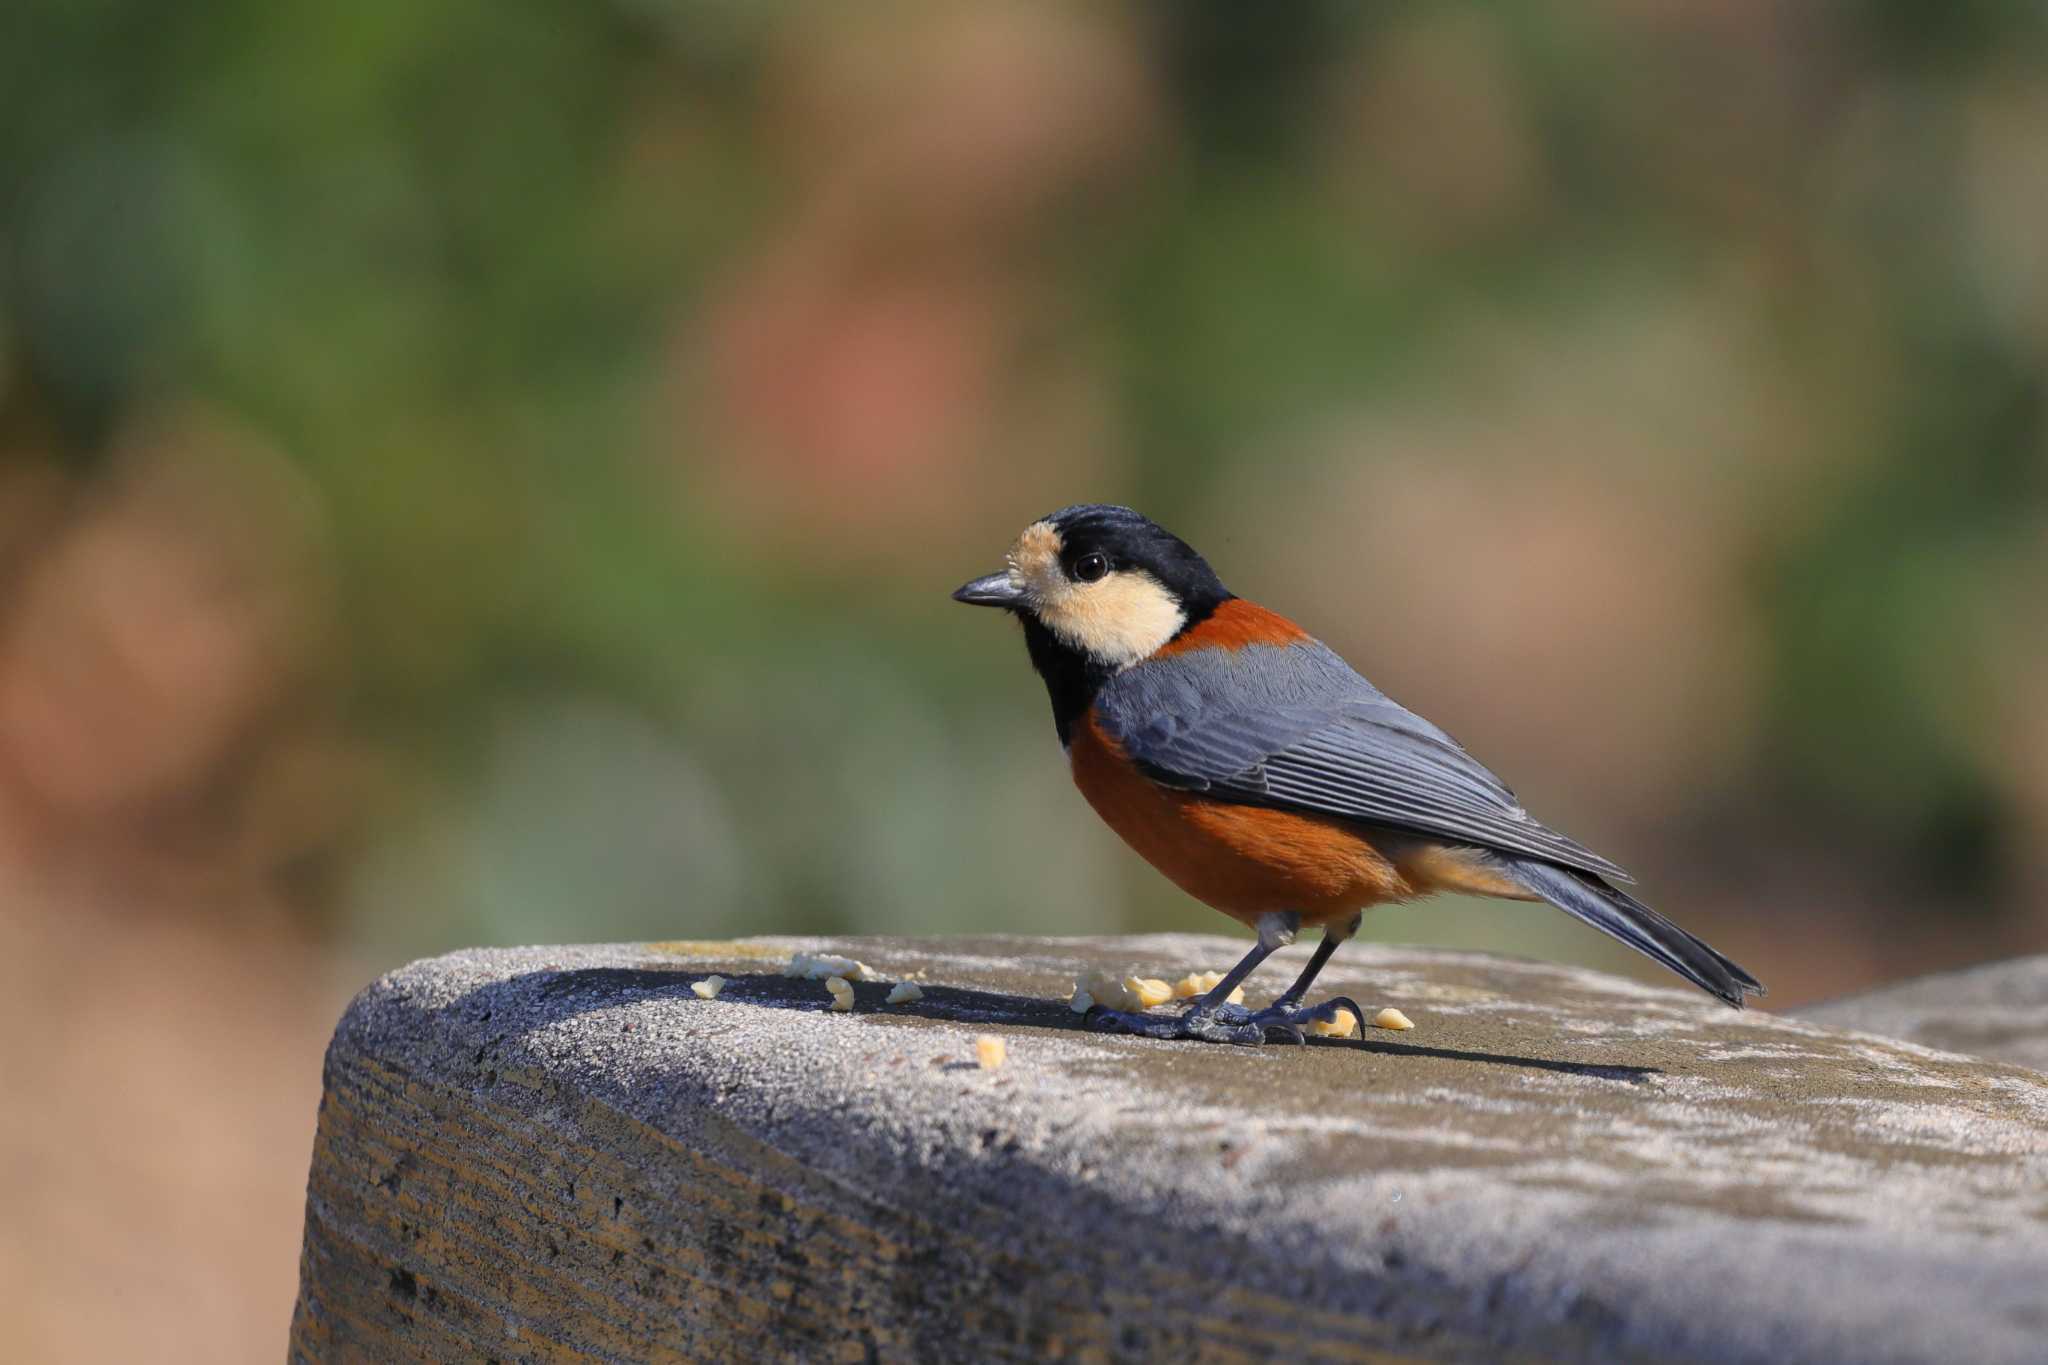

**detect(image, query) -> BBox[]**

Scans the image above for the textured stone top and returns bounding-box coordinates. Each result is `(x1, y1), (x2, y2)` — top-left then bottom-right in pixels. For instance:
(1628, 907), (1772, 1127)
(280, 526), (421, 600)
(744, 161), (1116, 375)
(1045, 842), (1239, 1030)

(1801, 952), (2048, 1073)
(292, 935), (2048, 1364)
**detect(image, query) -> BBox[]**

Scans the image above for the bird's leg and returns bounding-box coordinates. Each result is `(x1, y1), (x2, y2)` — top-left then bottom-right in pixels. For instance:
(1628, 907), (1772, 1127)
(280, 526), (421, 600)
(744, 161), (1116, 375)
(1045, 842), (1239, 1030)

(1086, 912), (1298, 1045)
(1238, 913), (1368, 1041)
(1186, 911), (1298, 1020)
(1268, 911), (1359, 1010)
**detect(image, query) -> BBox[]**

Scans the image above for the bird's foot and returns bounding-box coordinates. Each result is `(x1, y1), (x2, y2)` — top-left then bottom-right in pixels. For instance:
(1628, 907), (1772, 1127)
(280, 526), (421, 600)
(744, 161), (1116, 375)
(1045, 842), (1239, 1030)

(1247, 995), (1368, 1043)
(1085, 995), (1367, 1046)
(1085, 1003), (1268, 1045)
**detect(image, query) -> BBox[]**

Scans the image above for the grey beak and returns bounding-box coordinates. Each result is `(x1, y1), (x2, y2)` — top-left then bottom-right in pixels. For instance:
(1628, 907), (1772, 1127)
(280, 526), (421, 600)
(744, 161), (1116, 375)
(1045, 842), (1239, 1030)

(952, 571), (1026, 609)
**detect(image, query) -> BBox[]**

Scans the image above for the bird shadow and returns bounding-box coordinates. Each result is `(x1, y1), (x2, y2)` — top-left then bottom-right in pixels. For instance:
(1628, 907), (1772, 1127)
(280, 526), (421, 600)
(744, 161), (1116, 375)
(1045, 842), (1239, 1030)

(453, 965), (1656, 1083)
(1327, 1036), (1659, 1082)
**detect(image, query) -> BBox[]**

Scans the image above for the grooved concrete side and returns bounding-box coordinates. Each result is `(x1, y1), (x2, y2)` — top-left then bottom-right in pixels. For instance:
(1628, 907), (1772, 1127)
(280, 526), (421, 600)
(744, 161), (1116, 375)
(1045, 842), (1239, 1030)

(289, 936), (2048, 1364)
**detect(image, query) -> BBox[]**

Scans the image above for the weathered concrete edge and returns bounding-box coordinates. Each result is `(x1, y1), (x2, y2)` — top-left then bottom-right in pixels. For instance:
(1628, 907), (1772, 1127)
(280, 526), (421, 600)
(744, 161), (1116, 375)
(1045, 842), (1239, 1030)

(291, 937), (2048, 1364)
(292, 948), (1567, 1362)
(1799, 953), (2048, 1074)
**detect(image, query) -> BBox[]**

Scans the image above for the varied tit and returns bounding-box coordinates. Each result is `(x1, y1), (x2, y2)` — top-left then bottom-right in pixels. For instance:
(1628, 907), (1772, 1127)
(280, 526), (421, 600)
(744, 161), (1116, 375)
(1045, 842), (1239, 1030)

(954, 504), (1762, 1044)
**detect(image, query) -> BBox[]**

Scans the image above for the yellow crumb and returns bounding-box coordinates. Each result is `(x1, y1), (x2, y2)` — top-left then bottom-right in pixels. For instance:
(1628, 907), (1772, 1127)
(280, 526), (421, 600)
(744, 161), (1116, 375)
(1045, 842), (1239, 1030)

(787, 952), (872, 982)
(825, 976), (855, 1011)
(1372, 1007), (1415, 1031)
(1072, 970), (1181, 1011)
(1069, 968), (1260, 1013)
(885, 981), (924, 1004)
(690, 975), (726, 1000)
(1125, 976), (1174, 1009)
(1170, 971), (1246, 1006)
(975, 1035), (1007, 1070)
(1306, 1008), (1359, 1038)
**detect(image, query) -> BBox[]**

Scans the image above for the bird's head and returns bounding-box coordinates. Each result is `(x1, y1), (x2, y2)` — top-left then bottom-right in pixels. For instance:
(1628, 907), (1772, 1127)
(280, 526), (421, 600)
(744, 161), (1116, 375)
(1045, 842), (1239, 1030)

(953, 505), (1230, 672)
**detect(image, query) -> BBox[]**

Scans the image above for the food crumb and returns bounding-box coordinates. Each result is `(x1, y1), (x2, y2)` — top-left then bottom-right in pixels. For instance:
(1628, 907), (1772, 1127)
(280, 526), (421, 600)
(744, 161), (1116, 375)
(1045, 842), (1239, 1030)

(1069, 970), (1179, 1012)
(825, 976), (855, 1011)
(786, 952), (873, 982)
(1306, 1008), (1358, 1038)
(1372, 1007), (1415, 1031)
(1071, 971), (1132, 1011)
(975, 1035), (1007, 1070)
(1171, 971), (1246, 1006)
(885, 981), (923, 1005)
(1125, 976), (1173, 1008)
(1068, 968), (1255, 1013)
(690, 975), (726, 1000)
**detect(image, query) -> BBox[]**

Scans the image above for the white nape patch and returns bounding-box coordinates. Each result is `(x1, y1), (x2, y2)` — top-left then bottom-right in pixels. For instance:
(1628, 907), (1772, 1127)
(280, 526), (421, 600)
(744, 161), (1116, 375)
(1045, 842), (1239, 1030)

(1005, 520), (1185, 668)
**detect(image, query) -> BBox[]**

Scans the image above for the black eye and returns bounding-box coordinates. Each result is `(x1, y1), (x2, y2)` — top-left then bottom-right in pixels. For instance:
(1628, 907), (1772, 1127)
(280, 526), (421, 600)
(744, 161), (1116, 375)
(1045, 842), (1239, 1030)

(1073, 552), (1109, 583)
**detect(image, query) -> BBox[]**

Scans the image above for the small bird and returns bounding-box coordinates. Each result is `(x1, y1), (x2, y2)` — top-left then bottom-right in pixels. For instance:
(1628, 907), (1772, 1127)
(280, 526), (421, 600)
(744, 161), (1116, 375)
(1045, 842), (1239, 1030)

(954, 504), (1762, 1044)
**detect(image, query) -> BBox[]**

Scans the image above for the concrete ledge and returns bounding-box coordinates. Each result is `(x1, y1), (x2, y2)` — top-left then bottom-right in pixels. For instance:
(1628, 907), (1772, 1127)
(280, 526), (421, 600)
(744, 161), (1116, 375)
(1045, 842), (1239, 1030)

(1800, 953), (2048, 1073)
(290, 935), (2048, 1363)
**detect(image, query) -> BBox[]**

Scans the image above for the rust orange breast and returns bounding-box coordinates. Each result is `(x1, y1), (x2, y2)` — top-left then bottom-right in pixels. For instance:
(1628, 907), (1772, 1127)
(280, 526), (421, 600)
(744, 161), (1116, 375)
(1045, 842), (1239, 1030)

(1068, 711), (1423, 927)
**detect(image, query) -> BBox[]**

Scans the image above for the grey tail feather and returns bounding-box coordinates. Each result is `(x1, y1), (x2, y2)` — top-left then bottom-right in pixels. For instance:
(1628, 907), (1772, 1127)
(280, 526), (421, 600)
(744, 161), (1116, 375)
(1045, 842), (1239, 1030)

(1497, 855), (1765, 1009)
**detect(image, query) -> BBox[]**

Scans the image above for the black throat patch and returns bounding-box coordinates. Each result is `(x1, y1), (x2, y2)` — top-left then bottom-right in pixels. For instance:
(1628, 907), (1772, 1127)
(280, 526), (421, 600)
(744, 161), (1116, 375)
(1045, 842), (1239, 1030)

(1020, 616), (1116, 747)
(1018, 596), (1228, 746)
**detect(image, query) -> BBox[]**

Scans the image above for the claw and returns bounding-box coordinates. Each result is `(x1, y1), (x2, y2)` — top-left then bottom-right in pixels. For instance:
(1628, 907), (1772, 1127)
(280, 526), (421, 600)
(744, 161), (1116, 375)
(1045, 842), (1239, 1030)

(1255, 996), (1366, 1039)
(1316, 996), (1367, 1032)
(1240, 995), (1367, 1042)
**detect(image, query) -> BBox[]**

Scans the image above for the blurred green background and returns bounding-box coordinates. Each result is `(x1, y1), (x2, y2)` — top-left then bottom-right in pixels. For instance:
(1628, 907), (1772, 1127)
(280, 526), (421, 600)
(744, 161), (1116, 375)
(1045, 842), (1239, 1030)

(4, 2), (2047, 1357)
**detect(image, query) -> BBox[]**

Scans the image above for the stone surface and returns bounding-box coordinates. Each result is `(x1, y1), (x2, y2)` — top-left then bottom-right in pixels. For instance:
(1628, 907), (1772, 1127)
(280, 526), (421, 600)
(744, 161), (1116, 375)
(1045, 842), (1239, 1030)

(1801, 953), (2048, 1074)
(291, 936), (2048, 1364)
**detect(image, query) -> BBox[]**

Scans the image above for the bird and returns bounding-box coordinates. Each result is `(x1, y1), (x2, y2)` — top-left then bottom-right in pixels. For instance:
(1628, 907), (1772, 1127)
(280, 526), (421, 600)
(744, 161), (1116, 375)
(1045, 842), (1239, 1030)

(953, 504), (1763, 1044)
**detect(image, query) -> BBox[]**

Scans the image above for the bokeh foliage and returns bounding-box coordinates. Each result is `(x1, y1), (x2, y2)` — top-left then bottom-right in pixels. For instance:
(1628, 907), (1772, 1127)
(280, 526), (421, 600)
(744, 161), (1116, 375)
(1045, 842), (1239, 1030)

(4, 0), (2046, 995)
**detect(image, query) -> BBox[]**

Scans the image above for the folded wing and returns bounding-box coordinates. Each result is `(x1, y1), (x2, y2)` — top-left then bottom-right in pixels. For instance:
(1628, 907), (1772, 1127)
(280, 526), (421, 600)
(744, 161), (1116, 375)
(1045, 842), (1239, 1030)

(1095, 639), (1633, 883)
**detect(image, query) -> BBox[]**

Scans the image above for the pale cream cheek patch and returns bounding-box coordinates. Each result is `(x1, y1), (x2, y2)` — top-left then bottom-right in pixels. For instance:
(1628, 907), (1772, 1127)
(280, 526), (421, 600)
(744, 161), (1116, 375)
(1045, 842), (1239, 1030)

(1006, 522), (1184, 667)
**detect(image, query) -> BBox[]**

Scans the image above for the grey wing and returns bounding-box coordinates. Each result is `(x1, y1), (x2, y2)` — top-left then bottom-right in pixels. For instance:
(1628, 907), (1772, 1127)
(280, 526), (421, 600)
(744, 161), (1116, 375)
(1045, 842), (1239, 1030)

(1096, 640), (1633, 883)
